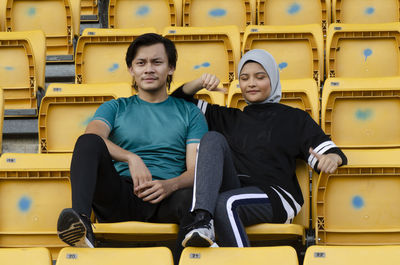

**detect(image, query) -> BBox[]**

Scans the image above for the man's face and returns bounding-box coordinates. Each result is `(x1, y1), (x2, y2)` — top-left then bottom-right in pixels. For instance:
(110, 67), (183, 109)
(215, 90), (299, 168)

(129, 43), (174, 92)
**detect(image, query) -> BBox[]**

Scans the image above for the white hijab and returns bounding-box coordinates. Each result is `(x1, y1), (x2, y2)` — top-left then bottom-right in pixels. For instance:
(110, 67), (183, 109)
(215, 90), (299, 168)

(237, 49), (282, 104)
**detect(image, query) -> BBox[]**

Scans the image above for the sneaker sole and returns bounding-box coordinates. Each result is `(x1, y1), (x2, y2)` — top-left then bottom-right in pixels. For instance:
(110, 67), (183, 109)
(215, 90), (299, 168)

(182, 231), (214, 247)
(57, 209), (94, 248)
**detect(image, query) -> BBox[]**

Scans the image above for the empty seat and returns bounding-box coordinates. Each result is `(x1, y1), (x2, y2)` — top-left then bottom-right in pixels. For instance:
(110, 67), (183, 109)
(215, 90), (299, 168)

(228, 79), (319, 122)
(38, 83), (132, 153)
(314, 148), (400, 245)
(179, 246), (298, 265)
(163, 26), (241, 91)
(257, 0), (331, 32)
(75, 28), (156, 85)
(326, 23), (400, 79)
(56, 247), (173, 265)
(0, 30), (45, 116)
(243, 24), (324, 86)
(182, 0), (256, 33)
(332, 0), (400, 24)
(0, 247), (52, 265)
(0, 153), (72, 258)
(108, 0), (181, 32)
(80, 0), (98, 21)
(305, 245), (400, 265)
(321, 77), (400, 148)
(5, 0), (80, 62)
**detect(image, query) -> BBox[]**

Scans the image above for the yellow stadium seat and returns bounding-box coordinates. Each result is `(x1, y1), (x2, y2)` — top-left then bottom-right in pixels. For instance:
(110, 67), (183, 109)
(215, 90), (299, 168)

(257, 0), (331, 32)
(5, 0), (79, 62)
(0, 30), (45, 116)
(194, 89), (225, 106)
(56, 247), (174, 265)
(80, 0), (98, 21)
(321, 77), (400, 148)
(0, 247), (52, 265)
(182, 0), (256, 33)
(93, 221), (179, 242)
(228, 79), (319, 122)
(75, 28), (156, 85)
(38, 83), (132, 153)
(305, 245), (400, 265)
(0, 88), (3, 150)
(179, 246), (299, 265)
(326, 23), (400, 79)
(163, 26), (241, 91)
(0, 0), (6, 31)
(332, 0), (400, 24)
(242, 24), (324, 86)
(0, 153), (72, 258)
(314, 148), (400, 245)
(108, 0), (181, 32)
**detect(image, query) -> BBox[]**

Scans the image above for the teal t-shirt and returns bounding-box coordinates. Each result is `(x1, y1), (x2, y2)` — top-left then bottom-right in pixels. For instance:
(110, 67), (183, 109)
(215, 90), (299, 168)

(92, 95), (208, 180)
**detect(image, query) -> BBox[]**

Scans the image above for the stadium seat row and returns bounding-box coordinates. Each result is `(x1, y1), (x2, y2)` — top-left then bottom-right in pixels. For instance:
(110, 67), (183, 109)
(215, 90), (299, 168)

(2, 245), (400, 265)
(0, 81), (399, 257)
(2, 22), (400, 116)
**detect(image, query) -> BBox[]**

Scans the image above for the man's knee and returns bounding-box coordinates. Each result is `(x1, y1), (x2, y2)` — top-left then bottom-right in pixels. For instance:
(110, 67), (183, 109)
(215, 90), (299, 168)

(74, 133), (107, 154)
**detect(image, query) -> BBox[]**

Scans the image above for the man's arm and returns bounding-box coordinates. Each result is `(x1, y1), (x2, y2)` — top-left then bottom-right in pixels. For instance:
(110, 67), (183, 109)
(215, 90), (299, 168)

(85, 120), (152, 195)
(136, 143), (198, 204)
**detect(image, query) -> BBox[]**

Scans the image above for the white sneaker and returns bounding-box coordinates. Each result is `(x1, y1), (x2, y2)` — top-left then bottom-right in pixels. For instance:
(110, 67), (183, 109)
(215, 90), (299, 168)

(182, 219), (215, 247)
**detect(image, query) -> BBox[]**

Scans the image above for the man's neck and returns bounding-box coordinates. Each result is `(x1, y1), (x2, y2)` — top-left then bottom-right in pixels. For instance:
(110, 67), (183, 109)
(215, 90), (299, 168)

(137, 87), (169, 103)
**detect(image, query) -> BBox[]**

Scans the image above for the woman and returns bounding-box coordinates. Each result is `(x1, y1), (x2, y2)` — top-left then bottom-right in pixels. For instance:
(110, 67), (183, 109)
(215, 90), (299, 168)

(173, 49), (347, 247)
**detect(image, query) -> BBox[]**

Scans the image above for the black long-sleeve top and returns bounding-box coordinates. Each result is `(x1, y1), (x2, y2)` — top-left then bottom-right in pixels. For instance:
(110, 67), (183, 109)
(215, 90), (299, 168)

(172, 87), (347, 223)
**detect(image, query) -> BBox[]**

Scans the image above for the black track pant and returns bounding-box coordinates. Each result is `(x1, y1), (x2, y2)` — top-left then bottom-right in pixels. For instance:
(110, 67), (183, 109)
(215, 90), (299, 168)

(70, 134), (193, 264)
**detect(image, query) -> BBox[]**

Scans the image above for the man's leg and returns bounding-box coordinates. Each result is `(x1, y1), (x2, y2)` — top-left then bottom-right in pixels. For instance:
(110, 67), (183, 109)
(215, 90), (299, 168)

(213, 186), (274, 247)
(152, 188), (194, 265)
(184, 131), (241, 247)
(58, 134), (146, 247)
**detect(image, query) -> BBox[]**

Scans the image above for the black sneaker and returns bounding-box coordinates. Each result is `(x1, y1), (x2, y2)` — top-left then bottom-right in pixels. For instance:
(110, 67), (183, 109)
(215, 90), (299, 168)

(57, 208), (95, 248)
(182, 219), (215, 247)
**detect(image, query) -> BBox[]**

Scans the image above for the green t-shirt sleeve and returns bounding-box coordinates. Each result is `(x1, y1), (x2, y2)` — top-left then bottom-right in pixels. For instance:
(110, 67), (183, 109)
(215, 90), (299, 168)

(92, 99), (119, 130)
(186, 105), (208, 144)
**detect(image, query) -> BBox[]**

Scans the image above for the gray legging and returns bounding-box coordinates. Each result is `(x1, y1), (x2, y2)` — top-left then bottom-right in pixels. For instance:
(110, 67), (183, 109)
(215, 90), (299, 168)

(191, 131), (274, 247)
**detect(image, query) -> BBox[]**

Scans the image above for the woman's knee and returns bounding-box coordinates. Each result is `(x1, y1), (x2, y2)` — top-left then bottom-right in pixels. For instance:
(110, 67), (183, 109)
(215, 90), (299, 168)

(200, 131), (229, 149)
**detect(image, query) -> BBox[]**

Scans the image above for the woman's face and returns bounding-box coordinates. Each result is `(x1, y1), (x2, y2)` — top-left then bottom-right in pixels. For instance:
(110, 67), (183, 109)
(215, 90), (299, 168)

(239, 62), (271, 104)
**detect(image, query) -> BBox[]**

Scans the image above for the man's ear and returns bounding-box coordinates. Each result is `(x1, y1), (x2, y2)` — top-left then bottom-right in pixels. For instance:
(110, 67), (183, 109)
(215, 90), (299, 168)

(128, 66), (134, 76)
(168, 66), (175, 75)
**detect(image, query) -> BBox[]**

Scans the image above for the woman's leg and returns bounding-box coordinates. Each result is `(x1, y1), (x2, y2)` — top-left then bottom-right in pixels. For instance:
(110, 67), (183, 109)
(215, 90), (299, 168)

(214, 186), (274, 247)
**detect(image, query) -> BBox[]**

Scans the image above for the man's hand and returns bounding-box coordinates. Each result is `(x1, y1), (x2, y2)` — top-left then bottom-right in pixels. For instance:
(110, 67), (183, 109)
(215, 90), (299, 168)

(309, 148), (342, 173)
(136, 179), (177, 204)
(127, 153), (152, 196)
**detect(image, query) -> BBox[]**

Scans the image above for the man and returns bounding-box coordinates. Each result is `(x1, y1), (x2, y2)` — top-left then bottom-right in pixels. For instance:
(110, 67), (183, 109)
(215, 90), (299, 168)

(56, 33), (208, 257)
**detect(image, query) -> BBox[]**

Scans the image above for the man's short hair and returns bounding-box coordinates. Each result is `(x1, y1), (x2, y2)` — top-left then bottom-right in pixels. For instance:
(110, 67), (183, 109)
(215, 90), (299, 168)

(125, 33), (177, 69)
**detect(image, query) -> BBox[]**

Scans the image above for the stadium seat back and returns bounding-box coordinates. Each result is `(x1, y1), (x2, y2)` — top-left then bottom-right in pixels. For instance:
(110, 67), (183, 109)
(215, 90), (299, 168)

(75, 28), (157, 85)
(333, 0), (400, 24)
(315, 159), (400, 245)
(326, 23), (400, 78)
(0, 248), (52, 265)
(179, 246), (299, 265)
(322, 77), (400, 148)
(0, 153), (71, 254)
(243, 25), (324, 85)
(0, 31), (45, 114)
(183, 0), (254, 32)
(5, 0), (79, 61)
(193, 89), (225, 106)
(39, 83), (132, 153)
(305, 245), (400, 265)
(80, 0), (98, 21)
(163, 26), (241, 91)
(108, 0), (178, 32)
(56, 247), (174, 265)
(258, 0), (330, 31)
